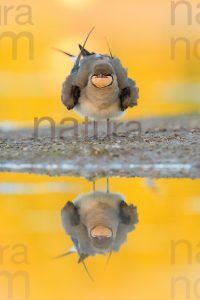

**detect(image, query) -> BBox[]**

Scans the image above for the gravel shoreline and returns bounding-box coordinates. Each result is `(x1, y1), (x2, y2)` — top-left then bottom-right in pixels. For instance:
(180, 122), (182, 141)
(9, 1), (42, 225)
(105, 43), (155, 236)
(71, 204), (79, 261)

(0, 115), (199, 179)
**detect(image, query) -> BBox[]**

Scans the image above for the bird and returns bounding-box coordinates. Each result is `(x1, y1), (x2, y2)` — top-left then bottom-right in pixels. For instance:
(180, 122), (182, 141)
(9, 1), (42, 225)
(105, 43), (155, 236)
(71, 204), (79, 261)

(60, 191), (138, 258)
(58, 28), (139, 122)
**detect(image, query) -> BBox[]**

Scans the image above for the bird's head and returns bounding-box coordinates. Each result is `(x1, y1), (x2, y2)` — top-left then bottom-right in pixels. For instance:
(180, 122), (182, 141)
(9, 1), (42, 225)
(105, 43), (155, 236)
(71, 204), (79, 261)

(77, 49), (118, 90)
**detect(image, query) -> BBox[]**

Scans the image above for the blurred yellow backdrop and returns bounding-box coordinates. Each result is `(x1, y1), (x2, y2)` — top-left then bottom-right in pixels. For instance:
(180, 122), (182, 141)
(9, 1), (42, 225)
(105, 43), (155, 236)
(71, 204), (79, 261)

(0, 175), (200, 300)
(0, 0), (199, 125)
(0, 0), (200, 300)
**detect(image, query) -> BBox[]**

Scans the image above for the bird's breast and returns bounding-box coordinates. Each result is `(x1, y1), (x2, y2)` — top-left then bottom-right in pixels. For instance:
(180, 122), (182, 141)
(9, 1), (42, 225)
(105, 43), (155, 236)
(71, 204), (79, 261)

(74, 84), (123, 120)
(75, 96), (123, 120)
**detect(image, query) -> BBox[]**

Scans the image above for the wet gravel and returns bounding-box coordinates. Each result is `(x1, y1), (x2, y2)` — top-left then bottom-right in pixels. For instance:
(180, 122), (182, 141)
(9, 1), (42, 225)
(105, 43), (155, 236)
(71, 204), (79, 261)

(0, 115), (199, 179)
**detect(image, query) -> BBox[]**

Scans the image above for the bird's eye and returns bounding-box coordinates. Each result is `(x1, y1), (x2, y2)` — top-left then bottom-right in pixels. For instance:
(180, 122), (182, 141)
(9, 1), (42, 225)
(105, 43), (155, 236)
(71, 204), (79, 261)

(120, 201), (127, 207)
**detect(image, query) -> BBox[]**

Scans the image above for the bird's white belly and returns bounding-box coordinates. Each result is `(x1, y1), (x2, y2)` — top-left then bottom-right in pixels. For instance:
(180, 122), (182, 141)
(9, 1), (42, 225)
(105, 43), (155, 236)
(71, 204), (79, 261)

(74, 96), (123, 120)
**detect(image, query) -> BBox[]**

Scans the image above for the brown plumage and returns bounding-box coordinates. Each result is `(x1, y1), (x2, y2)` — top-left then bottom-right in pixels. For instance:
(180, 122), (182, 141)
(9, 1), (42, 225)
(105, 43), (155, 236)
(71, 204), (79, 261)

(60, 29), (139, 120)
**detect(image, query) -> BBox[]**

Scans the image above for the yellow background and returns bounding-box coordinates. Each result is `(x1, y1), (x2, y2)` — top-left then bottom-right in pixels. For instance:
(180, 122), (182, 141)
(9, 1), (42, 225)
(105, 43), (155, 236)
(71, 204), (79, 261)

(0, 0), (200, 299)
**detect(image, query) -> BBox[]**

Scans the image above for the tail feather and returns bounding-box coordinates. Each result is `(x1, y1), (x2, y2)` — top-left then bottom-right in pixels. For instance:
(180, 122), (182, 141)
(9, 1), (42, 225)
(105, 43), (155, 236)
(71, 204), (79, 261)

(105, 37), (114, 59)
(72, 26), (95, 72)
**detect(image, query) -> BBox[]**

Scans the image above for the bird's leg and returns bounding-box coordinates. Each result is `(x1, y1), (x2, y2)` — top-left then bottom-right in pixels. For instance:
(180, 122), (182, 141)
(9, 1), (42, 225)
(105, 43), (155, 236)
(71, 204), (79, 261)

(107, 118), (111, 138)
(105, 251), (112, 270)
(84, 117), (89, 139)
(106, 177), (110, 193)
(93, 120), (98, 139)
(93, 180), (96, 193)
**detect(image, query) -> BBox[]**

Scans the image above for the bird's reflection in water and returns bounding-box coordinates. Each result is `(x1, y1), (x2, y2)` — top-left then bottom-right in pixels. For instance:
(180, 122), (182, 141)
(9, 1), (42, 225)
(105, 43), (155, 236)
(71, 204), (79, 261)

(57, 180), (138, 280)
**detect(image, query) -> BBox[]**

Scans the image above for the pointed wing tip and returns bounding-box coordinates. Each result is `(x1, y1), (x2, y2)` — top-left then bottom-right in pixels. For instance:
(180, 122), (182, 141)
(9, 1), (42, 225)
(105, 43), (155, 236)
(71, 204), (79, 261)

(51, 246), (77, 261)
(52, 47), (75, 58)
(51, 252), (73, 260)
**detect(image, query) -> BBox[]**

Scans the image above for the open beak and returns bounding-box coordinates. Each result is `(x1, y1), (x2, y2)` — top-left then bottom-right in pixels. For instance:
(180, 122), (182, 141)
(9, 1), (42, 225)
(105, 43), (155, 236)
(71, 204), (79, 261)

(91, 74), (113, 88)
(91, 225), (113, 239)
